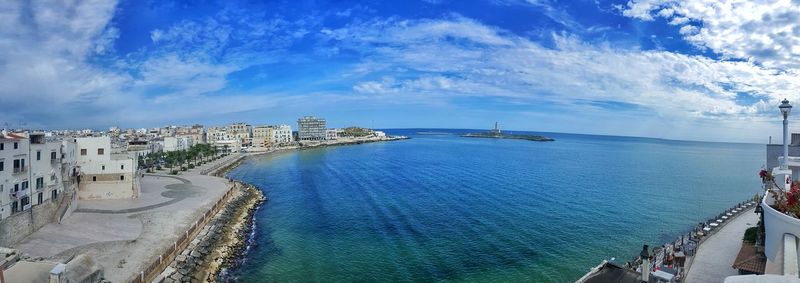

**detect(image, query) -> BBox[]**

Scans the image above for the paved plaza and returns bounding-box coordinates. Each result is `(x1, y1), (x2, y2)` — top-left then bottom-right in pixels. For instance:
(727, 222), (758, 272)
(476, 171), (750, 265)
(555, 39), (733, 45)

(11, 154), (240, 282)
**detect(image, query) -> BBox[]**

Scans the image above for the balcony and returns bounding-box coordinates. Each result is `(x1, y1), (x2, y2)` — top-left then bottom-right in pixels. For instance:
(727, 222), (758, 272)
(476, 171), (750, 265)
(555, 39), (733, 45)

(51, 158), (60, 165)
(13, 167), (27, 175)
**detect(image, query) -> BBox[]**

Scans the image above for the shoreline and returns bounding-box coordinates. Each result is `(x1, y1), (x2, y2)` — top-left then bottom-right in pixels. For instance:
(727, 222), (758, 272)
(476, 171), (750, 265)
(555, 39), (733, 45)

(160, 135), (407, 282)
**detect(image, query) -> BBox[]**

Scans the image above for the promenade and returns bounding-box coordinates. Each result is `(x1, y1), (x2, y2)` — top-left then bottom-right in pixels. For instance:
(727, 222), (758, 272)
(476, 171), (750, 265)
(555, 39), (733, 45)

(685, 207), (758, 282)
(12, 154), (241, 282)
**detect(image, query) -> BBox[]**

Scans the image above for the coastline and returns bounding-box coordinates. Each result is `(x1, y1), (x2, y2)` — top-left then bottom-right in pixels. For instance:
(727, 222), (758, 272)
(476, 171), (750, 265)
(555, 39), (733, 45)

(159, 135), (407, 282)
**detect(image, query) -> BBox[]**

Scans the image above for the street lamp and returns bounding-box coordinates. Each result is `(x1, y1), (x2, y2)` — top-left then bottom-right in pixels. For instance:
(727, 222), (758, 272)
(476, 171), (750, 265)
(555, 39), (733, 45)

(640, 244), (650, 283)
(780, 99), (792, 170)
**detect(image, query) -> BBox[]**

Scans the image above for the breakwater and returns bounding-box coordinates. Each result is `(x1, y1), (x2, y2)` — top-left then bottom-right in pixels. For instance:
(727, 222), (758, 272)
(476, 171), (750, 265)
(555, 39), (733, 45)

(159, 184), (265, 282)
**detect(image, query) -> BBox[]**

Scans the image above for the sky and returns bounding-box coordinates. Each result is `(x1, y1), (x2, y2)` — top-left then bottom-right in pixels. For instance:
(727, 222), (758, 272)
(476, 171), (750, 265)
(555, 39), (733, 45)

(2, 0), (800, 143)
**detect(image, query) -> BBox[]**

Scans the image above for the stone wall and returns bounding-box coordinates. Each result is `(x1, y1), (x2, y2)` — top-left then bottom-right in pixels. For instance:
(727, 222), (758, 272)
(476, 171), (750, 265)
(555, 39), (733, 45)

(0, 192), (63, 247)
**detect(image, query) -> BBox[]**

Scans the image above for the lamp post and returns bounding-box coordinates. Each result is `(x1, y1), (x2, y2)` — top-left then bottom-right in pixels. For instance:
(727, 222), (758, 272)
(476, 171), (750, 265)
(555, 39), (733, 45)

(780, 99), (792, 170)
(640, 244), (650, 283)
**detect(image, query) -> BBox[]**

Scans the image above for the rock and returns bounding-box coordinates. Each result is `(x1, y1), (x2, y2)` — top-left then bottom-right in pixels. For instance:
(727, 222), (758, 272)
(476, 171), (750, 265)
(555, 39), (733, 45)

(190, 250), (201, 258)
(176, 255), (187, 262)
(178, 268), (189, 276)
(181, 275), (192, 282)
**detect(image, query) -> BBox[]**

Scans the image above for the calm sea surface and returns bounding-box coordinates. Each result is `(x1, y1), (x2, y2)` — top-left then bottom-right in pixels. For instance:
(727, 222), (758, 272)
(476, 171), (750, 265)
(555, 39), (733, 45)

(225, 129), (763, 282)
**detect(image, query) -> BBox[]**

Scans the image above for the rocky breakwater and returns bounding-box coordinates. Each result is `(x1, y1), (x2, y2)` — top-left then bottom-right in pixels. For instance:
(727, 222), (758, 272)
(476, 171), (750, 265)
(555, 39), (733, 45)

(160, 184), (265, 283)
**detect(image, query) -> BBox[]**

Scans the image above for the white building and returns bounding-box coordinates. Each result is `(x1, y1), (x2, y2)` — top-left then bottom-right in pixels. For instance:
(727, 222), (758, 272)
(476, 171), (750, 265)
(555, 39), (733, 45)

(0, 132), (30, 220)
(162, 136), (191, 152)
(0, 132), (74, 221)
(325, 129), (339, 140)
(271, 125), (293, 144)
(75, 136), (139, 200)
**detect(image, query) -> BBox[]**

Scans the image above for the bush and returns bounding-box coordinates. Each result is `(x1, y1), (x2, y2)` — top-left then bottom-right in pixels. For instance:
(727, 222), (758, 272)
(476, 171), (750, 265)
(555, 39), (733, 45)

(181, 166), (188, 171)
(156, 166), (162, 170)
(170, 170), (179, 175)
(743, 227), (758, 244)
(188, 164), (195, 169)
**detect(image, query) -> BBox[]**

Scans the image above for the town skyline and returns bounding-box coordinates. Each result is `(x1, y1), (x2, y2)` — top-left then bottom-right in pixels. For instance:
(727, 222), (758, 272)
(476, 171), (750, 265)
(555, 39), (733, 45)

(4, 0), (800, 143)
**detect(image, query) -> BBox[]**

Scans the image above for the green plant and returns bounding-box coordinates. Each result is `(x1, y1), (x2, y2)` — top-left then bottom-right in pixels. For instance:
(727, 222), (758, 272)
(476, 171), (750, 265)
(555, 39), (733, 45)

(743, 227), (758, 244)
(170, 170), (179, 175)
(188, 164), (195, 169)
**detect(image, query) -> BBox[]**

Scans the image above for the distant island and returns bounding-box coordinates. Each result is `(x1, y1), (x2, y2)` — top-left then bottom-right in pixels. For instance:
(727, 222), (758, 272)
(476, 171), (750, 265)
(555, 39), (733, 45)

(461, 123), (555, 142)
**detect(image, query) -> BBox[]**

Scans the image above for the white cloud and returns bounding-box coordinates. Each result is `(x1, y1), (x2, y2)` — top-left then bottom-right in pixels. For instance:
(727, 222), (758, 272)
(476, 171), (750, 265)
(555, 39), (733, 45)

(622, 0), (800, 70)
(332, 16), (800, 125)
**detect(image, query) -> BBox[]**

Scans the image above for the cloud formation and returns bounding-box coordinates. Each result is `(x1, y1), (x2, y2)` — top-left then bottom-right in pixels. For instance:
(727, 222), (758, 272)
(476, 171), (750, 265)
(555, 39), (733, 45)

(622, 0), (800, 70)
(1, 0), (798, 142)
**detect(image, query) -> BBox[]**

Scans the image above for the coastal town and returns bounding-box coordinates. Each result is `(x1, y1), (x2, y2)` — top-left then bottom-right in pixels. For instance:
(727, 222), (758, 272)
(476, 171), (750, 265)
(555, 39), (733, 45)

(0, 116), (405, 282)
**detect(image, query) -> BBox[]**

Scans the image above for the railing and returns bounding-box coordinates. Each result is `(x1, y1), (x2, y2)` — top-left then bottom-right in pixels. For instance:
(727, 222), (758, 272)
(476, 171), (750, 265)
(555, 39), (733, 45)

(129, 183), (239, 283)
(50, 158), (59, 165)
(584, 198), (759, 283)
(12, 167), (26, 174)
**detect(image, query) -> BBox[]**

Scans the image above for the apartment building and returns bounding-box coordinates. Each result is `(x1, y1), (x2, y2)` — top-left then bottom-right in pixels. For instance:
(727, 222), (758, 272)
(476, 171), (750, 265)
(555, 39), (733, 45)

(227, 122), (252, 147)
(252, 125), (273, 149)
(0, 132), (75, 221)
(298, 116), (326, 141)
(272, 125), (293, 144)
(325, 129), (340, 140)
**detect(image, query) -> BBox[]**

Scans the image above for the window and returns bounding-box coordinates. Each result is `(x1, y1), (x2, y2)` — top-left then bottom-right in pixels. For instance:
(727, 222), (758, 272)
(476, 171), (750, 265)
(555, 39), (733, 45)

(97, 148), (104, 155)
(92, 176), (96, 182)
(0, 161), (3, 171)
(0, 143), (3, 150)
(13, 142), (18, 149)
(80, 148), (87, 155)
(120, 175), (124, 180)
(102, 165), (105, 170)
(36, 151), (41, 160)
(36, 177), (43, 189)
(14, 184), (19, 192)
(22, 181), (28, 190)
(38, 192), (42, 205)
(13, 159), (20, 170)
(51, 152), (56, 160)
(121, 165), (124, 170)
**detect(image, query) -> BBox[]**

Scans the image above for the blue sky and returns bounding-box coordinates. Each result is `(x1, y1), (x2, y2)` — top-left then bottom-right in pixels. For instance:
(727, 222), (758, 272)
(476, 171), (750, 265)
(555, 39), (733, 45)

(2, 0), (800, 142)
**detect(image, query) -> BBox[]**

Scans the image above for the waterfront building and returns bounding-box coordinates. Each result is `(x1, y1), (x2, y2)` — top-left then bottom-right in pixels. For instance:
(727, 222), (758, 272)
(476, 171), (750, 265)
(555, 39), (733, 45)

(74, 136), (139, 199)
(271, 124), (293, 144)
(298, 116), (326, 141)
(252, 125), (273, 150)
(227, 122), (252, 147)
(326, 129), (339, 140)
(207, 126), (241, 152)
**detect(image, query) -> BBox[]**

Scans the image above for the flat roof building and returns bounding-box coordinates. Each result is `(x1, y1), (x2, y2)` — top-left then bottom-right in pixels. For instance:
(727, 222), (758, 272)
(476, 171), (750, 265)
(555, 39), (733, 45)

(298, 116), (326, 141)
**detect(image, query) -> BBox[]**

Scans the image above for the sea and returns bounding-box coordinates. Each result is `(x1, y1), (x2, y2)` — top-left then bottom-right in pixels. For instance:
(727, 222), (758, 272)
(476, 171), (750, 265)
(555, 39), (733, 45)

(223, 129), (764, 282)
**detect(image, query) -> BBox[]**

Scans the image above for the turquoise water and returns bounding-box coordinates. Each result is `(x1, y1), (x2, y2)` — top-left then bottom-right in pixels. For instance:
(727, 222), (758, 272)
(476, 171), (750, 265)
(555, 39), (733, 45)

(225, 130), (763, 282)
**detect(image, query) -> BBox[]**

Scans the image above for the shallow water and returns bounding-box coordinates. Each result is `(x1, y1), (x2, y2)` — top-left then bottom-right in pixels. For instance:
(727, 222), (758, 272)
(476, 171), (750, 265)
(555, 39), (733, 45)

(226, 129), (763, 282)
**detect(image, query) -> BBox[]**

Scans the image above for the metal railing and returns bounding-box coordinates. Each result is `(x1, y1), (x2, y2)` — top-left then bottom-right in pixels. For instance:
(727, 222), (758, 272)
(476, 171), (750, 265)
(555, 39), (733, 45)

(129, 183), (239, 283)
